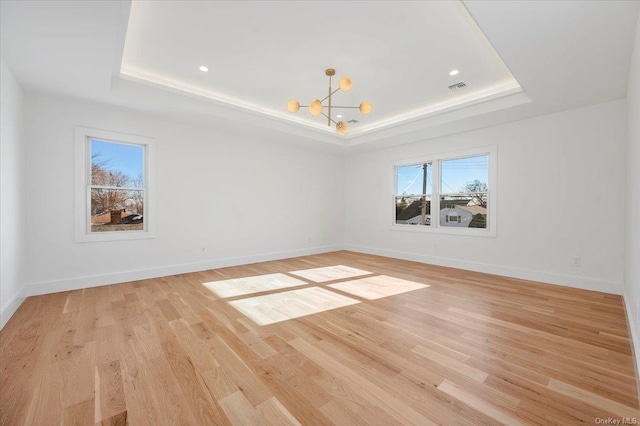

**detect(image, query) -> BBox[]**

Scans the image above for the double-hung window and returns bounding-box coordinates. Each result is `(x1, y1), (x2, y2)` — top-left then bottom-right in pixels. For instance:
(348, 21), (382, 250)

(393, 146), (496, 236)
(75, 127), (155, 242)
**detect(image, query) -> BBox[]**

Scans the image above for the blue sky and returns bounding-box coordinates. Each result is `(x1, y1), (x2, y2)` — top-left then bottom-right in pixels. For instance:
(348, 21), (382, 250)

(397, 155), (488, 195)
(91, 139), (143, 181)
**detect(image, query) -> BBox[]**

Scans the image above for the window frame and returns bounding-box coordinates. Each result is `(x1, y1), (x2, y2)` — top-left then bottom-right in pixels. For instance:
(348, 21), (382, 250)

(391, 146), (497, 237)
(74, 127), (156, 242)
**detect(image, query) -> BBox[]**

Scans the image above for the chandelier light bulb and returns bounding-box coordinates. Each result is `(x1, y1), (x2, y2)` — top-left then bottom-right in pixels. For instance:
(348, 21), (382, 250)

(338, 76), (353, 92)
(336, 121), (347, 133)
(359, 100), (373, 114)
(287, 99), (300, 113)
(309, 99), (323, 116)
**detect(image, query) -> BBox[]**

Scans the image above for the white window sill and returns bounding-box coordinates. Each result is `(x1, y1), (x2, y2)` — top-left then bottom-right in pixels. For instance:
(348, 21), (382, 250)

(75, 230), (156, 243)
(389, 224), (496, 238)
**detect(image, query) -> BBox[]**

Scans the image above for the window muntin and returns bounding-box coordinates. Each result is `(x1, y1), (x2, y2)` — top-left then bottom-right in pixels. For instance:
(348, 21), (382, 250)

(393, 149), (494, 235)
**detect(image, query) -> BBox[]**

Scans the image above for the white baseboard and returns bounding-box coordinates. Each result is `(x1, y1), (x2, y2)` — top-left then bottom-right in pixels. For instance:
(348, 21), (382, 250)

(25, 245), (344, 297)
(622, 288), (640, 398)
(1, 285), (26, 330)
(344, 244), (622, 295)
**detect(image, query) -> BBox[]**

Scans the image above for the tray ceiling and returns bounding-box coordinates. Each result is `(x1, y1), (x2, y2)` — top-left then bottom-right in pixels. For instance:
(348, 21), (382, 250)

(120, 1), (521, 139)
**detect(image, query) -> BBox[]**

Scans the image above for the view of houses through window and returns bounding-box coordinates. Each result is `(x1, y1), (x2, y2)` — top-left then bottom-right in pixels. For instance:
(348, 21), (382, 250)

(395, 154), (489, 230)
(90, 139), (145, 233)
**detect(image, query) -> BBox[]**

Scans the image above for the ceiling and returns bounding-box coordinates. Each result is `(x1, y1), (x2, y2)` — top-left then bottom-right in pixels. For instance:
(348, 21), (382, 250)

(1, 1), (639, 150)
(120, 1), (520, 137)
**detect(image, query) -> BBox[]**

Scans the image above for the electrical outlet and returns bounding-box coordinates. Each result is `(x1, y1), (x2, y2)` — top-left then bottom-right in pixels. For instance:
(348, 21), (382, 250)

(433, 244), (439, 252)
(571, 257), (581, 266)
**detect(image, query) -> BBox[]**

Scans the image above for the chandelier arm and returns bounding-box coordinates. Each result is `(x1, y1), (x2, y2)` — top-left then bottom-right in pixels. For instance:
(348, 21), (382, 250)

(329, 106), (361, 109)
(328, 75), (332, 126)
(321, 112), (338, 125)
(320, 88), (341, 103)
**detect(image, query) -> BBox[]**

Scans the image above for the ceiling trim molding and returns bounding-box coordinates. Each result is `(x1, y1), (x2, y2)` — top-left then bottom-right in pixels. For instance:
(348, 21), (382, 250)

(120, 66), (523, 144)
(346, 82), (523, 138)
(119, 67), (345, 139)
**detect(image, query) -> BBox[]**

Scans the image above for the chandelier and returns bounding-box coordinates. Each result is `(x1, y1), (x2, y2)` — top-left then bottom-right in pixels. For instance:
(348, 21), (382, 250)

(287, 68), (372, 134)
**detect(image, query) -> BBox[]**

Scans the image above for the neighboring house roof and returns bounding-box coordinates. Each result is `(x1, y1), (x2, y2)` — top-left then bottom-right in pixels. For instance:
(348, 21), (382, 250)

(439, 199), (471, 208)
(458, 205), (487, 215)
(396, 199), (430, 221)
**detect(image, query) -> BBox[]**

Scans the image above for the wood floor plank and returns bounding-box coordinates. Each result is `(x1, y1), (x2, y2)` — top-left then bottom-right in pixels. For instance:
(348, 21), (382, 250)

(412, 344), (489, 382)
(98, 410), (127, 426)
(131, 352), (197, 426)
(438, 379), (526, 425)
(61, 398), (94, 426)
(169, 318), (220, 371)
(94, 360), (126, 423)
(204, 335), (274, 407)
(242, 333), (279, 360)
(201, 367), (238, 401)
(63, 290), (83, 314)
(320, 399), (402, 426)
(23, 367), (62, 425)
(0, 250), (638, 425)
(256, 396), (303, 426)
(58, 340), (96, 409)
(218, 391), (268, 425)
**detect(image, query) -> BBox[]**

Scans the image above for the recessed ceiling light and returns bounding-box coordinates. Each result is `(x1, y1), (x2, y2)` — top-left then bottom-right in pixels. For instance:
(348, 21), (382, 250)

(199, 66), (209, 72)
(337, 114), (343, 118)
(449, 69), (459, 76)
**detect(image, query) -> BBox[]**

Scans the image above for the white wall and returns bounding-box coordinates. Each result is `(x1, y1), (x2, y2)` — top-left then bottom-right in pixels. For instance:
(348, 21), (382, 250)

(625, 13), (640, 378)
(21, 94), (344, 296)
(345, 99), (627, 294)
(0, 58), (26, 328)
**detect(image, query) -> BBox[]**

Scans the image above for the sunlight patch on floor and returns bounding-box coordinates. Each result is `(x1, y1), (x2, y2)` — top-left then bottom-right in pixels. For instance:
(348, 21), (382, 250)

(203, 266), (429, 326)
(328, 275), (429, 300)
(289, 265), (372, 283)
(228, 287), (360, 326)
(202, 273), (307, 298)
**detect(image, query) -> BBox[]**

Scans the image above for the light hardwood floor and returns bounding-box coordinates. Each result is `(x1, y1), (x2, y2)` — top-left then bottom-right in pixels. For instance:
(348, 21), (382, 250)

(1, 251), (639, 425)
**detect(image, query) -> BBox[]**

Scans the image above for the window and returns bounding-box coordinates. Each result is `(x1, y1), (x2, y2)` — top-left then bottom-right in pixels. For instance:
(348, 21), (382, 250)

(75, 127), (155, 242)
(393, 146), (496, 236)
(395, 163), (432, 226)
